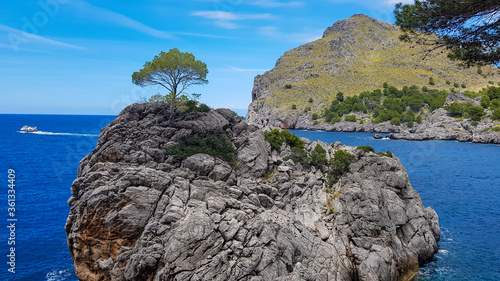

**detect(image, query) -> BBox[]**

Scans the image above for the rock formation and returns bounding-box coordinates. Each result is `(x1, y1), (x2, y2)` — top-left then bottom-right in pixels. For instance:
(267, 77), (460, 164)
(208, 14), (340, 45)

(66, 103), (440, 280)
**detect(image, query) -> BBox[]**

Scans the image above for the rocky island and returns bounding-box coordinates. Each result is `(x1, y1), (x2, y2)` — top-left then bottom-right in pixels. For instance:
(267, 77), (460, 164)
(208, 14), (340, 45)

(247, 14), (500, 144)
(66, 103), (440, 280)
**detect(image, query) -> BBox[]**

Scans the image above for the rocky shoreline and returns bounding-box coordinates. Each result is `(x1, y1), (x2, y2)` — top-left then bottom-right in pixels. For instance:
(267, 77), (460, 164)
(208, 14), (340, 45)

(66, 103), (440, 281)
(248, 94), (500, 145)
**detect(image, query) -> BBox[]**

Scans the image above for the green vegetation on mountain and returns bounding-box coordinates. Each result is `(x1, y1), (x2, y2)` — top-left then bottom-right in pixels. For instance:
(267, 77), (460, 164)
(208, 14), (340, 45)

(317, 84), (500, 125)
(250, 14), (500, 119)
(321, 84), (441, 126)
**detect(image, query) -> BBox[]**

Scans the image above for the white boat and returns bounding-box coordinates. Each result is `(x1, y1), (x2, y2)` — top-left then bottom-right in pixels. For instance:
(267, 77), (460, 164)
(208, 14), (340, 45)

(20, 125), (37, 132)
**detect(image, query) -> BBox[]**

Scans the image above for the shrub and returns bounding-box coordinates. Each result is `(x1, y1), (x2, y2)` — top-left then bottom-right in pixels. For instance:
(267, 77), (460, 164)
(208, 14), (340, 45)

(165, 132), (236, 164)
(391, 117), (401, 126)
(292, 104), (297, 110)
(308, 98), (314, 103)
(336, 92), (344, 102)
(464, 103), (486, 121)
(183, 100), (211, 113)
(357, 146), (375, 153)
(421, 86), (429, 92)
(481, 95), (490, 108)
(344, 114), (357, 122)
(471, 121), (479, 126)
(285, 84), (292, 89)
(325, 112), (341, 123)
(407, 120), (414, 127)
(477, 68), (483, 75)
(416, 115), (423, 123)
(312, 113), (319, 120)
(383, 82), (388, 89)
(492, 108), (500, 120)
(453, 82), (459, 88)
(304, 107), (311, 112)
(489, 81), (495, 85)
(446, 102), (464, 117)
(446, 80), (451, 85)
(310, 144), (328, 167)
(461, 84), (466, 88)
(286, 147), (310, 165)
(429, 77), (435, 85)
(328, 150), (357, 183)
(264, 129), (304, 152)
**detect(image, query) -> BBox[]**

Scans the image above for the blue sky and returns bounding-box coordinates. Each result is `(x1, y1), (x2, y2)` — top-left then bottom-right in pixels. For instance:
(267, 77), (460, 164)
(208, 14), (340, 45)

(0, 0), (412, 116)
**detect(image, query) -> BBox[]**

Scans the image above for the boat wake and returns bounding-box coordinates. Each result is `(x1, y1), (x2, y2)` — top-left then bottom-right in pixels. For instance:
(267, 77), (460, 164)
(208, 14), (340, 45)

(45, 268), (72, 281)
(18, 131), (98, 137)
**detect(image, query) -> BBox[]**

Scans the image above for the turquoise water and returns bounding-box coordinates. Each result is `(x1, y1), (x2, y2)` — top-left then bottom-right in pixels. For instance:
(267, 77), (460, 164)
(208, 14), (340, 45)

(291, 130), (500, 281)
(0, 114), (498, 280)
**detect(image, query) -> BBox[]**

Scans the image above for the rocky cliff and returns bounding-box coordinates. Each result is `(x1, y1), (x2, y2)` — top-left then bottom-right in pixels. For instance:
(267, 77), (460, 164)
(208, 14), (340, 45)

(66, 103), (440, 281)
(246, 14), (500, 143)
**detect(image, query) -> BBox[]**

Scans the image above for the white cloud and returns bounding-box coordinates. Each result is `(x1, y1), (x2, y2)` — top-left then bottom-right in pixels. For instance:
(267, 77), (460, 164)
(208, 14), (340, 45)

(191, 11), (274, 29)
(0, 24), (86, 52)
(68, 1), (175, 39)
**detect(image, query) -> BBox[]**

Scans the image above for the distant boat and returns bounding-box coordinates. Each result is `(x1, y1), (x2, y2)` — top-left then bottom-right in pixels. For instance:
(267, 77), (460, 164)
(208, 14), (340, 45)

(20, 125), (37, 132)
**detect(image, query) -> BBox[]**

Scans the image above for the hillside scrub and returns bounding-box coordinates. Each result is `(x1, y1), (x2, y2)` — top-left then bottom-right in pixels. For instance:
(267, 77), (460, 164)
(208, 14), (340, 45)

(319, 84), (500, 125)
(321, 85), (445, 126)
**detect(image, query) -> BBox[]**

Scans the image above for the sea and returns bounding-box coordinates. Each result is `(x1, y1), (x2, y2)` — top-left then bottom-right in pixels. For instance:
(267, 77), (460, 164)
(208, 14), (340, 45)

(0, 114), (498, 281)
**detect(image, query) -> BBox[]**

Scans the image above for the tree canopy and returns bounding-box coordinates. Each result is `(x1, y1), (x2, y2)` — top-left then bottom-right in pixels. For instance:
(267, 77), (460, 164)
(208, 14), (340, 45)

(132, 48), (208, 99)
(394, 0), (500, 66)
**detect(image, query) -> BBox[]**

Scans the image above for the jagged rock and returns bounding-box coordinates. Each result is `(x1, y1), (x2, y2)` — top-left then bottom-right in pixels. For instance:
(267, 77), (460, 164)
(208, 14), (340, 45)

(66, 102), (440, 281)
(182, 153), (215, 176)
(373, 134), (383, 139)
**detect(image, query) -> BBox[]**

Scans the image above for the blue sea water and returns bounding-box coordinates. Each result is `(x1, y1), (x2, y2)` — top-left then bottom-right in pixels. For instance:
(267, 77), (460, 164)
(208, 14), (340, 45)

(0, 115), (498, 280)
(0, 114), (114, 281)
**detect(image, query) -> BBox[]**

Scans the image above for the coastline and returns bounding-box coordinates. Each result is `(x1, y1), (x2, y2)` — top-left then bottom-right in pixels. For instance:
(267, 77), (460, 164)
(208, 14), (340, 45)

(247, 101), (500, 145)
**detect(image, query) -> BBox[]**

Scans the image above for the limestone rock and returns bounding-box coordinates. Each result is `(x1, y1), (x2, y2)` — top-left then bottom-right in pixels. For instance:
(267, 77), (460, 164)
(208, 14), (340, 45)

(66, 102), (440, 281)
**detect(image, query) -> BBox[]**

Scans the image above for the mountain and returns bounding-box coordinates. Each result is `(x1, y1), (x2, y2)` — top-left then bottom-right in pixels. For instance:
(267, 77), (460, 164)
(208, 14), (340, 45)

(247, 14), (500, 129)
